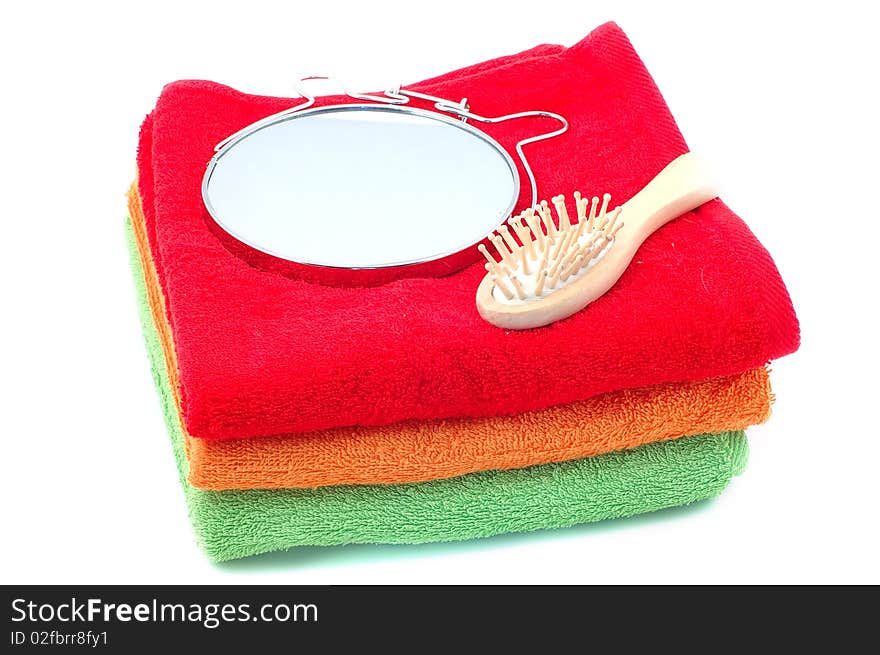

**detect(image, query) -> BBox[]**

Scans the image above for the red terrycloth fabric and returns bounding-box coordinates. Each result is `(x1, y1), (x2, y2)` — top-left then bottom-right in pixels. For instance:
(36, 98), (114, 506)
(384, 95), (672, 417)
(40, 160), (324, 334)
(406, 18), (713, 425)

(137, 22), (799, 440)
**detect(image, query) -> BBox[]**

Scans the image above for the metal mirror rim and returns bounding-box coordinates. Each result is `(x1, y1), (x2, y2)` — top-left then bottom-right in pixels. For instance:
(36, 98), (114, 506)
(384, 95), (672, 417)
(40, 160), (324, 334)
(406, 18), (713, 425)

(202, 103), (521, 270)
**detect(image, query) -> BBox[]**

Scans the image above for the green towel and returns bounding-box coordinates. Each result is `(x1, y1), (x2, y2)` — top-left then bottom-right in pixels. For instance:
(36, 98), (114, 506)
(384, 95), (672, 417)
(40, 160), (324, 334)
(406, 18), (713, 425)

(126, 218), (748, 562)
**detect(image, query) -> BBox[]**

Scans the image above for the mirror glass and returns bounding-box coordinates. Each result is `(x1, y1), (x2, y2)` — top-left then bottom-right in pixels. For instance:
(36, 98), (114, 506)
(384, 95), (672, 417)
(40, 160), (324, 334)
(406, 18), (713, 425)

(203, 105), (519, 269)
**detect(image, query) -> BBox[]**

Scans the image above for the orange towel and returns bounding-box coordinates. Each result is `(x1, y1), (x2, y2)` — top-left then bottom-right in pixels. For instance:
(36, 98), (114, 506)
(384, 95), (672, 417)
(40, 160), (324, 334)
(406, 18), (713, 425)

(129, 184), (773, 491)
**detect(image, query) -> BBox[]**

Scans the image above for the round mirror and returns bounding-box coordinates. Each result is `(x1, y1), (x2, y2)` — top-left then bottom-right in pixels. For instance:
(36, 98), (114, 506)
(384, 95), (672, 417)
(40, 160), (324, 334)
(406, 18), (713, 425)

(203, 104), (520, 271)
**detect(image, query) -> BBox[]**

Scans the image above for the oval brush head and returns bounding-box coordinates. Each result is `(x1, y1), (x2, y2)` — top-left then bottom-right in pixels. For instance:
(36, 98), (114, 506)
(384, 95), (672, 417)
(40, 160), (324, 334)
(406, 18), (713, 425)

(475, 153), (719, 330)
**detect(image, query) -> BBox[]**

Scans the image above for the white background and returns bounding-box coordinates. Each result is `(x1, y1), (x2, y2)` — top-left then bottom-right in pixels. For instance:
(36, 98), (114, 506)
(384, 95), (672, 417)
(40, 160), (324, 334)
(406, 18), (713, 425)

(1, 0), (878, 584)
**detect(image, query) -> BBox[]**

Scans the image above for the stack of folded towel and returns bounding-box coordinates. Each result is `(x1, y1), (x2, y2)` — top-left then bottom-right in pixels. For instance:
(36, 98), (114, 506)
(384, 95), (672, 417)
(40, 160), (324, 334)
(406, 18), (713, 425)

(127, 22), (799, 561)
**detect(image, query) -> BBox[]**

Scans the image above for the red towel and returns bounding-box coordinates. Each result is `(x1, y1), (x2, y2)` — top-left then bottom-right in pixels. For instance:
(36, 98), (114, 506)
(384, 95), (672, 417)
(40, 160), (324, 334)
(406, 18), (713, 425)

(137, 22), (799, 440)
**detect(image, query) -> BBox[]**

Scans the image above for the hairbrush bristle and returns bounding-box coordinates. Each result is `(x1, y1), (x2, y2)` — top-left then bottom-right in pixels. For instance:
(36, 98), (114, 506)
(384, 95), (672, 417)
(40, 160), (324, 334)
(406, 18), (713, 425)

(482, 191), (624, 303)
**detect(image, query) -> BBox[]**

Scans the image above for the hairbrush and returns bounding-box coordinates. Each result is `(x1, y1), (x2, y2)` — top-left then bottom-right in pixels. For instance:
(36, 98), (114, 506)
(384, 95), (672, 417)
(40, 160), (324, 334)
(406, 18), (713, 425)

(475, 153), (719, 329)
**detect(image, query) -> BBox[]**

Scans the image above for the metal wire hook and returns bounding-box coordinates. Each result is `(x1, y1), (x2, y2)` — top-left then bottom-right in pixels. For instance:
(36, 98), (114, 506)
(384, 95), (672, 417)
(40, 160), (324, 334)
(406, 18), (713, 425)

(342, 84), (409, 105)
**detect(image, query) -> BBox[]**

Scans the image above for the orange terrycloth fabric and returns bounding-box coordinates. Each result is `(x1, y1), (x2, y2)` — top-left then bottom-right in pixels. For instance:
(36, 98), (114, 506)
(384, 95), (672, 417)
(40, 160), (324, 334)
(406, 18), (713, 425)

(128, 183), (773, 491)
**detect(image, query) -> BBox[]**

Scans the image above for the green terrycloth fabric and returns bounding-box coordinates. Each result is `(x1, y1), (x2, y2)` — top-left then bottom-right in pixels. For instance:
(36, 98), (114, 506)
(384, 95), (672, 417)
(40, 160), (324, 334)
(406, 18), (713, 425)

(126, 218), (749, 562)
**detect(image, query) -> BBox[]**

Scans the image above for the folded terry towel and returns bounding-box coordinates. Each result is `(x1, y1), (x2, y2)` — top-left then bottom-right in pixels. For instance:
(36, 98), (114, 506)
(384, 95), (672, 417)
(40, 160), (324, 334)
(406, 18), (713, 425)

(129, 218), (749, 560)
(130, 191), (771, 490)
(138, 22), (798, 441)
